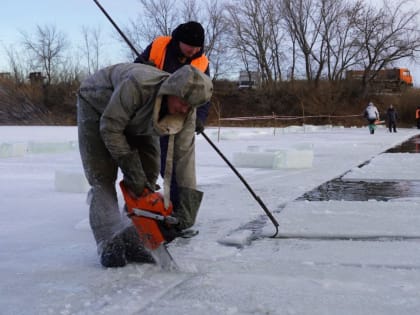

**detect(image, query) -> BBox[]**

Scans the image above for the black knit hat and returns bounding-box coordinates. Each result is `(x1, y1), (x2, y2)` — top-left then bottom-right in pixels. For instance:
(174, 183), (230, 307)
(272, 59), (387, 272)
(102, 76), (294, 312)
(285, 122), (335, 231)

(172, 21), (205, 47)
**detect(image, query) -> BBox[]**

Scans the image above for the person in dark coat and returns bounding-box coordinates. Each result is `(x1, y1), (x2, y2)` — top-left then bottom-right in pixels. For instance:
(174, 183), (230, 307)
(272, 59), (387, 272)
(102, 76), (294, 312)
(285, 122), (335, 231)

(134, 21), (210, 210)
(386, 104), (398, 133)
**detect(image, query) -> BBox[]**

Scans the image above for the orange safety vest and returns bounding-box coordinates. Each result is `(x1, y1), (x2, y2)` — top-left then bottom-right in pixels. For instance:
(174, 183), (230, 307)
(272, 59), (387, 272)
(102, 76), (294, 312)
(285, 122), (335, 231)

(416, 109), (420, 119)
(149, 36), (209, 73)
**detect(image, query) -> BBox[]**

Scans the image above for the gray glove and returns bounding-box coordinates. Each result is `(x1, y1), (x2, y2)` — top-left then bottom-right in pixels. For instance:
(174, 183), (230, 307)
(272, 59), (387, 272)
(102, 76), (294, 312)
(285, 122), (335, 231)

(117, 151), (147, 197)
(174, 187), (203, 230)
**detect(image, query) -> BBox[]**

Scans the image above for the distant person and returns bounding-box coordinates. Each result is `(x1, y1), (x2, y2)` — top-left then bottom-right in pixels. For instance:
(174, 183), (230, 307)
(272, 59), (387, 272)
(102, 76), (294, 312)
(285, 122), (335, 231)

(363, 102), (380, 134)
(134, 21), (210, 211)
(416, 106), (420, 129)
(386, 104), (398, 133)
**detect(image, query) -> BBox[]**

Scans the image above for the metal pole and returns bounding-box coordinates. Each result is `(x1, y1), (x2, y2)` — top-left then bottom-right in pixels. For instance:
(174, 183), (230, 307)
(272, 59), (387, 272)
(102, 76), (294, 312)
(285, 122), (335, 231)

(92, 0), (145, 62)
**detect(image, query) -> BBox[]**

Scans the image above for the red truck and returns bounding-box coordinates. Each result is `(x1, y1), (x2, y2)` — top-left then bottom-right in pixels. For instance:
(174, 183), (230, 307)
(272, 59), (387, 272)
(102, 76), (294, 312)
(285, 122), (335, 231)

(346, 67), (413, 91)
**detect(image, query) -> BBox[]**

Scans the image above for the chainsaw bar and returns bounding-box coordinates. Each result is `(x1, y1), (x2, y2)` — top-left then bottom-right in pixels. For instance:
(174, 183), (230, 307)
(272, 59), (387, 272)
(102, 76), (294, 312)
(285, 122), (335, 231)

(150, 244), (179, 271)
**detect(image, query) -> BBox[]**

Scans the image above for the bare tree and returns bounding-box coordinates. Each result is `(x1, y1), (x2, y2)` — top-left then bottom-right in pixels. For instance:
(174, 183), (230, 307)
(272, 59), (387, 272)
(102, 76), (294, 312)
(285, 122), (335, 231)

(322, 0), (365, 81)
(180, 0), (200, 22)
(226, 2), (258, 78)
(122, 0), (183, 60)
(81, 25), (104, 75)
(354, 0), (420, 87)
(56, 52), (83, 84)
(227, 0), (283, 84)
(3, 44), (26, 84)
(282, 0), (326, 83)
(264, 0), (285, 81)
(20, 24), (68, 86)
(202, 0), (231, 79)
(135, 0), (178, 40)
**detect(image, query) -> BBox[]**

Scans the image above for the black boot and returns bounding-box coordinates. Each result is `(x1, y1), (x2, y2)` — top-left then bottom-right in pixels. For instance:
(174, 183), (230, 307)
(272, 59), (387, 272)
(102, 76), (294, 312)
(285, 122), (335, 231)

(98, 236), (127, 268)
(121, 226), (155, 264)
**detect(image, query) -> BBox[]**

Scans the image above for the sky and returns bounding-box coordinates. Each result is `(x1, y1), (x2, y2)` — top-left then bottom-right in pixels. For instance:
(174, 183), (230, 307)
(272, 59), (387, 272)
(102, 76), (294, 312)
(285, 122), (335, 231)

(1, 124), (420, 314)
(0, 0), (140, 69)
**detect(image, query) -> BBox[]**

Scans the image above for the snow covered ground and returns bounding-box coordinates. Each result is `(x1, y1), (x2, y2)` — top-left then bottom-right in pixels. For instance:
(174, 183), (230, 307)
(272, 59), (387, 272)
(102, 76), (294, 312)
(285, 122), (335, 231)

(1, 125), (420, 315)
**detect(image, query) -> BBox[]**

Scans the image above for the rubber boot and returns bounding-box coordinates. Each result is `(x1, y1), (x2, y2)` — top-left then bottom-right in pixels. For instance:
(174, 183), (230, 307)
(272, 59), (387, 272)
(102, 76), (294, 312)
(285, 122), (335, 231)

(121, 226), (155, 264)
(98, 235), (127, 268)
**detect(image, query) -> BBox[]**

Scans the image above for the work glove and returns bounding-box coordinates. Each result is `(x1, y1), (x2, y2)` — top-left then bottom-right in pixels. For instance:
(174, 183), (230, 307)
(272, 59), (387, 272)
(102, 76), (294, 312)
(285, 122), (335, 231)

(117, 151), (149, 197)
(173, 187), (203, 230)
(195, 118), (205, 135)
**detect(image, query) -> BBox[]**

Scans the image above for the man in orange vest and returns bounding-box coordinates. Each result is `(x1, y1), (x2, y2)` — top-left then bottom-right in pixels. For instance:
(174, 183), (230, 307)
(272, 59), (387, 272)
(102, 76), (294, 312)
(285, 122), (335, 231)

(416, 106), (420, 129)
(134, 21), (210, 223)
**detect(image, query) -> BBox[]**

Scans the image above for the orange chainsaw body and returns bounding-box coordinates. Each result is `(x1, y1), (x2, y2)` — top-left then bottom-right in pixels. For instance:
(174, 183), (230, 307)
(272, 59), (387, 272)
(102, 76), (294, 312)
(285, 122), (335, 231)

(120, 181), (173, 250)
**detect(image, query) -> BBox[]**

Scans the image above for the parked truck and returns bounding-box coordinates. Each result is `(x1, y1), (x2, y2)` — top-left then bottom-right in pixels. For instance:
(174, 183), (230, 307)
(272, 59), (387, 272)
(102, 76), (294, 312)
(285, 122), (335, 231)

(238, 70), (261, 89)
(346, 67), (413, 92)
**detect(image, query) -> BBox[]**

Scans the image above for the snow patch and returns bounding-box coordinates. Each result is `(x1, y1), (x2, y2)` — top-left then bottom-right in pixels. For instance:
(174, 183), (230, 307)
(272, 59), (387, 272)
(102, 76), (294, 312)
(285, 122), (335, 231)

(54, 168), (90, 193)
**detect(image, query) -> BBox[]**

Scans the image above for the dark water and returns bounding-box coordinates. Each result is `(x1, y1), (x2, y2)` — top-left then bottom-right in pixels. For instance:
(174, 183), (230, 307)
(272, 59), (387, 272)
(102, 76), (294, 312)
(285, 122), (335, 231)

(298, 135), (420, 202)
(297, 178), (420, 201)
(385, 135), (420, 153)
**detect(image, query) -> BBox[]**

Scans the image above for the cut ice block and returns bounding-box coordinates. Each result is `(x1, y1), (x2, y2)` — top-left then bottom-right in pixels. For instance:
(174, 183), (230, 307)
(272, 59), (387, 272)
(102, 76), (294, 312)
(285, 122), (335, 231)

(233, 149), (313, 169)
(233, 151), (279, 169)
(303, 125), (319, 132)
(273, 149), (314, 169)
(0, 142), (27, 158)
(27, 141), (77, 154)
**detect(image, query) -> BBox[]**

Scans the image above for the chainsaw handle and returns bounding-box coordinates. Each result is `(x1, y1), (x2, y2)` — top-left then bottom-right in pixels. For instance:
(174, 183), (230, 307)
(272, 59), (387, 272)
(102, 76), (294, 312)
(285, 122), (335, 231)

(131, 208), (179, 225)
(120, 180), (152, 200)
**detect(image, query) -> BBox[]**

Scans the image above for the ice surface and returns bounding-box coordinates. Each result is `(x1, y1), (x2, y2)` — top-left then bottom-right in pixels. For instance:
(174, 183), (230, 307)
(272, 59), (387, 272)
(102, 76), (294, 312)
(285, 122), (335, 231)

(1, 125), (420, 315)
(343, 153), (420, 181)
(218, 229), (254, 247)
(272, 200), (420, 238)
(54, 168), (90, 193)
(233, 148), (313, 169)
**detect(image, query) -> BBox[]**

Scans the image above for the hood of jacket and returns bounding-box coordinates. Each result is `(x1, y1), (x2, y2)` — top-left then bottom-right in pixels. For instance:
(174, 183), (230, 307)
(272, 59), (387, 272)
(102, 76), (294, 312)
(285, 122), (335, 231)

(152, 65), (213, 135)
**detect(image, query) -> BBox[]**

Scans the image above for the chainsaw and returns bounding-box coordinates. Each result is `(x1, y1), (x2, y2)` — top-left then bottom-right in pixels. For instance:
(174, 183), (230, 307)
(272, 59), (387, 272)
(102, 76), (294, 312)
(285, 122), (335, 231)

(120, 181), (179, 271)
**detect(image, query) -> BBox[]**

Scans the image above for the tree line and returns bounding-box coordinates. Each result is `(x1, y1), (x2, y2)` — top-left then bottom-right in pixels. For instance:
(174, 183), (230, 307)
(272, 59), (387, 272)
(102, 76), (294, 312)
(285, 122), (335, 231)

(2, 0), (420, 88)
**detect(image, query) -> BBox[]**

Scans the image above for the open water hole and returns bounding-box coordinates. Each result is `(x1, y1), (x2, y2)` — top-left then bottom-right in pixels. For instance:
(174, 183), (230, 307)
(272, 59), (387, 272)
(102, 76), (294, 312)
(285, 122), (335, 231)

(298, 135), (420, 201)
(234, 135), (420, 239)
